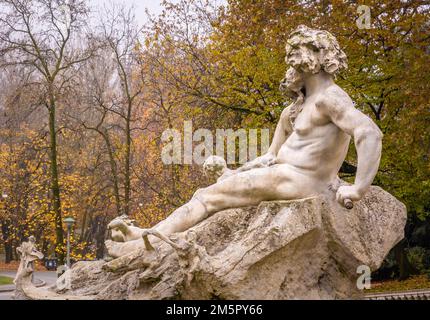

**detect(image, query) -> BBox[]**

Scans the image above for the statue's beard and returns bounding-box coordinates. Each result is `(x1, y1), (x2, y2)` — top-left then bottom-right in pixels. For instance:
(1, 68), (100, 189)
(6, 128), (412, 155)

(280, 66), (305, 102)
(280, 66), (306, 126)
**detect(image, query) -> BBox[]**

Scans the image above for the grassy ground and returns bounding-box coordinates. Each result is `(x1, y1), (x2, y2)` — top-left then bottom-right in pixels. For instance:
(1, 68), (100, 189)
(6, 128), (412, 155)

(366, 275), (430, 293)
(0, 275), (13, 285)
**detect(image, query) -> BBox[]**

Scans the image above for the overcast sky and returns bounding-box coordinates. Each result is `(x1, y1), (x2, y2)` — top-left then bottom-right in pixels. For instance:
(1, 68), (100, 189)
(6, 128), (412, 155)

(90, 0), (167, 26)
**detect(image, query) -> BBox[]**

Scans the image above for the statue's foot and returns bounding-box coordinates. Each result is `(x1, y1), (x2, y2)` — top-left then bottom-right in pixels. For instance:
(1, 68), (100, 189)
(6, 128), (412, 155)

(105, 239), (145, 259)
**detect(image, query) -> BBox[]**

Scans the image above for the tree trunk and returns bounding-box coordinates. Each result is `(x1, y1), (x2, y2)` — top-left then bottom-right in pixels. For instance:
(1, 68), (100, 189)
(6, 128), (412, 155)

(394, 239), (416, 280)
(80, 209), (88, 242)
(1, 220), (13, 263)
(96, 224), (107, 260)
(102, 130), (121, 216)
(124, 108), (132, 216)
(48, 102), (64, 265)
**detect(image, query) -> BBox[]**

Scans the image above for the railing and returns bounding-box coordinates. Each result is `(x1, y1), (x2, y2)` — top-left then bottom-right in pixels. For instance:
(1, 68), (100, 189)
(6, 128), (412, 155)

(365, 289), (430, 300)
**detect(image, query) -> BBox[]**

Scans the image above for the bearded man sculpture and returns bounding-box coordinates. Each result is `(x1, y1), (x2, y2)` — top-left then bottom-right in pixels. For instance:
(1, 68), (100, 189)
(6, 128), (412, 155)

(106, 25), (383, 258)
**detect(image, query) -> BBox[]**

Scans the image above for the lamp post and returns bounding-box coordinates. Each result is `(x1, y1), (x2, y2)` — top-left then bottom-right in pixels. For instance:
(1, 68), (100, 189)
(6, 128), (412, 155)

(64, 217), (75, 269)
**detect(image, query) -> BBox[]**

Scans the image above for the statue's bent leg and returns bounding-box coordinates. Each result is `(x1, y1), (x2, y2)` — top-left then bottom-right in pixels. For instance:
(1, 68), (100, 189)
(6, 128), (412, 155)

(154, 164), (309, 235)
(106, 164), (313, 258)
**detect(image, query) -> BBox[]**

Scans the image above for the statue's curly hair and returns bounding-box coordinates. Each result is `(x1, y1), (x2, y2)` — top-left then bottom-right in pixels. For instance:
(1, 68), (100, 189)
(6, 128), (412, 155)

(286, 25), (347, 75)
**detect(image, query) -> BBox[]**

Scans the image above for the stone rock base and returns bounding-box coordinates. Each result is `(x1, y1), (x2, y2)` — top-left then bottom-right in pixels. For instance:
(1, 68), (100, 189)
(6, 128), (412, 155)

(25, 186), (406, 300)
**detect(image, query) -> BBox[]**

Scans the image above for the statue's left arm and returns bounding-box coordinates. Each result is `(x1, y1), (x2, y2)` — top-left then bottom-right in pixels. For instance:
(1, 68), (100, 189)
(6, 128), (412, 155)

(318, 87), (383, 204)
(225, 103), (294, 176)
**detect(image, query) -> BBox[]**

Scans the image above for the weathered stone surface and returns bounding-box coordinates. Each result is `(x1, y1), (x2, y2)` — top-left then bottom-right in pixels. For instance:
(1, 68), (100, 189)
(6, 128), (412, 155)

(24, 186), (406, 300)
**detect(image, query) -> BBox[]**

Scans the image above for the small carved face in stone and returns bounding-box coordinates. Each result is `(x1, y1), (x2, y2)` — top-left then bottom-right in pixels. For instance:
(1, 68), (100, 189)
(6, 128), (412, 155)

(203, 156), (227, 179)
(108, 214), (136, 242)
(110, 229), (125, 242)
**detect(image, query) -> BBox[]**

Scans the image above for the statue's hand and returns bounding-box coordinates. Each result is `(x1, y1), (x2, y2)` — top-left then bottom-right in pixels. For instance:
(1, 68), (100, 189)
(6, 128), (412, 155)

(335, 185), (363, 207)
(250, 152), (277, 168)
(261, 153), (277, 167)
(237, 153), (277, 173)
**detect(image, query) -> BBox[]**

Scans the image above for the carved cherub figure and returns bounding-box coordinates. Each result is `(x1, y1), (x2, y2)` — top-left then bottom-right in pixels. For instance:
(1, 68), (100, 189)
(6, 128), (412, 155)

(14, 236), (44, 285)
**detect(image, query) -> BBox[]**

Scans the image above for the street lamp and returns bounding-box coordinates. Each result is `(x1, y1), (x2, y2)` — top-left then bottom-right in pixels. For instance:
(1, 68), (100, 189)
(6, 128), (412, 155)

(64, 216), (75, 269)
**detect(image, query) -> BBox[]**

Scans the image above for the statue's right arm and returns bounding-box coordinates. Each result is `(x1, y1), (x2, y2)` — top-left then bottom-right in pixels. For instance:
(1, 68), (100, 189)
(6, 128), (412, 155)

(266, 105), (293, 156)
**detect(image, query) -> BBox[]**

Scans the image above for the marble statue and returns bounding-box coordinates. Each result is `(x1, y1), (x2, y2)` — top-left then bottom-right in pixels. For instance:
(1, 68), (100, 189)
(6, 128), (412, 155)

(19, 26), (406, 301)
(105, 25), (383, 259)
(13, 236), (44, 299)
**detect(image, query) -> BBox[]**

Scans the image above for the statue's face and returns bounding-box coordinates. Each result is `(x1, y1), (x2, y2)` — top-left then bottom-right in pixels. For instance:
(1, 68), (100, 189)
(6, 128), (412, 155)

(107, 215), (135, 242)
(285, 36), (321, 74)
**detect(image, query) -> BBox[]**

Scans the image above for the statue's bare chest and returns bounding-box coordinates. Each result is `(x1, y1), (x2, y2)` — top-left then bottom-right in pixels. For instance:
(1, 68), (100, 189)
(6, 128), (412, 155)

(287, 101), (330, 137)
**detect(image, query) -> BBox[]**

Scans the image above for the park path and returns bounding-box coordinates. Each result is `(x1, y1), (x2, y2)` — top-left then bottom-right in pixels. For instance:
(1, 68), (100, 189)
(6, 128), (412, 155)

(0, 270), (57, 300)
(0, 270), (57, 284)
